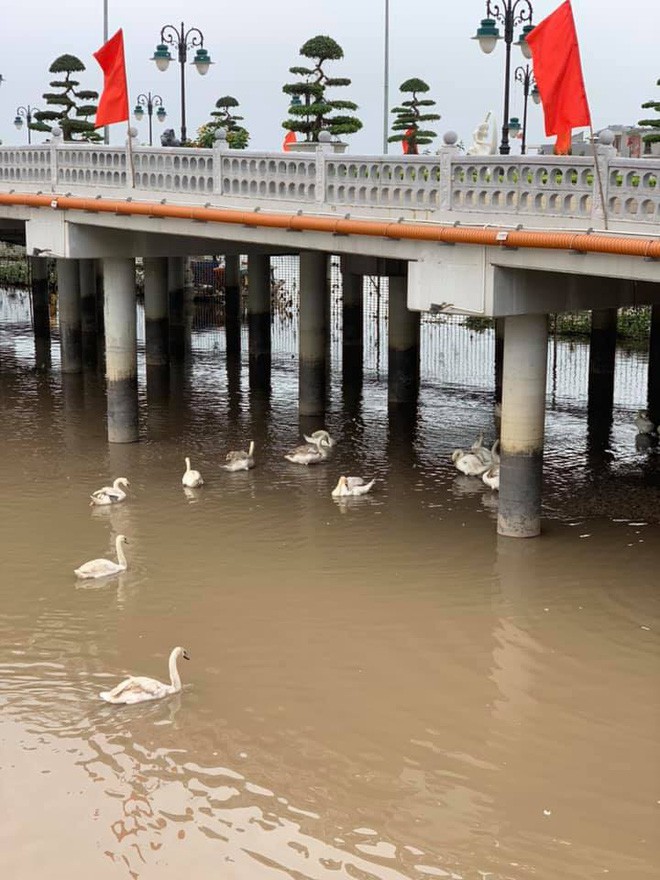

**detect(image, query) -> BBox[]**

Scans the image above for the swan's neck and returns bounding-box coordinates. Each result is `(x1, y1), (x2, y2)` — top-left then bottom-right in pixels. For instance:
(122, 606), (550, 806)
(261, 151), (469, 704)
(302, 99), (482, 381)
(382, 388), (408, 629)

(113, 478), (123, 489)
(115, 539), (127, 567)
(185, 458), (191, 472)
(169, 650), (182, 691)
(248, 441), (254, 457)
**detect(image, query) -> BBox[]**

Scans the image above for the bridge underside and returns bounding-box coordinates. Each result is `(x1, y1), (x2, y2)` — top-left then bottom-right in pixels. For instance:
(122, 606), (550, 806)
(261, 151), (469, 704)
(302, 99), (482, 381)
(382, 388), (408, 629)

(1, 208), (659, 318)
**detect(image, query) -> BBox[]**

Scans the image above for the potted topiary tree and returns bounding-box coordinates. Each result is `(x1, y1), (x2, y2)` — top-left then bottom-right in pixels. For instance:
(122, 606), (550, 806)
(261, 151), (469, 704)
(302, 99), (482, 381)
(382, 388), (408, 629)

(282, 35), (362, 153)
(31, 54), (101, 142)
(639, 78), (660, 156)
(192, 96), (250, 149)
(388, 78), (441, 155)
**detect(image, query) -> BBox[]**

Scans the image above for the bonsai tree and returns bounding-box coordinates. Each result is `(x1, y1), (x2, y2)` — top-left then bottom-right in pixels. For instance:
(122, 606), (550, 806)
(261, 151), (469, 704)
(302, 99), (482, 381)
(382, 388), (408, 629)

(639, 78), (660, 147)
(31, 54), (101, 142)
(193, 96), (250, 149)
(389, 78), (441, 155)
(282, 35), (362, 142)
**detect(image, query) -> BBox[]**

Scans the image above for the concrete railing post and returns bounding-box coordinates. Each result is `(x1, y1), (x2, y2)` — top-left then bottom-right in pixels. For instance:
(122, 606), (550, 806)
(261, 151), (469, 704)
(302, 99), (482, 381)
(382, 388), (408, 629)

(212, 132), (228, 195)
(437, 132), (460, 212)
(49, 128), (62, 190)
(591, 131), (615, 225)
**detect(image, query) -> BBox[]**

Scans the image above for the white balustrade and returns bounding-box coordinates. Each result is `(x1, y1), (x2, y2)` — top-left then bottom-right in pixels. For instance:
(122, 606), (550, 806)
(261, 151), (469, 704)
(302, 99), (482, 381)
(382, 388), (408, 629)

(0, 142), (657, 229)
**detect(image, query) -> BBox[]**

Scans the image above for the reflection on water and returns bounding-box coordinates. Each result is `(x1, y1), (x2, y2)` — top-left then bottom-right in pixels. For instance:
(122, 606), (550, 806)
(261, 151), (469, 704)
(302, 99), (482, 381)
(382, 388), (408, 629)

(0, 290), (659, 880)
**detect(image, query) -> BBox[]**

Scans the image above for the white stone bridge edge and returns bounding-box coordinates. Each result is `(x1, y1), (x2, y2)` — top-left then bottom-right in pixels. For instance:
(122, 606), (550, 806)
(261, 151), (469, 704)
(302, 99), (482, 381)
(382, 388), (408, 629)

(0, 134), (658, 230)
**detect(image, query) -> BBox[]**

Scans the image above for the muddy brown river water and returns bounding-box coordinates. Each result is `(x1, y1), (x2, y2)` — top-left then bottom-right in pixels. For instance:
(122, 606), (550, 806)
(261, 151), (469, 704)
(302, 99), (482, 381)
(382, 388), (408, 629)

(0, 289), (658, 879)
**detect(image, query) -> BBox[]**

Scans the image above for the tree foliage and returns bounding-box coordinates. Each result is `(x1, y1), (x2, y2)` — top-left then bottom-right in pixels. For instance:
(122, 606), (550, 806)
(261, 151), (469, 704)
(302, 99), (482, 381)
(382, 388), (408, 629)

(282, 35), (362, 142)
(32, 55), (101, 142)
(639, 78), (660, 145)
(388, 78), (441, 155)
(193, 95), (250, 149)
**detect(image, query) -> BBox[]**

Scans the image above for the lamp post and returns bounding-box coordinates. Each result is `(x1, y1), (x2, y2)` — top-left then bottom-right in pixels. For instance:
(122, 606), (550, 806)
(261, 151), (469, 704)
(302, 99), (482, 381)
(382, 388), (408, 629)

(472, 0), (534, 155)
(514, 63), (539, 155)
(14, 105), (40, 144)
(383, 0), (390, 154)
(134, 92), (166, 146)
(152, 22), (212, 144)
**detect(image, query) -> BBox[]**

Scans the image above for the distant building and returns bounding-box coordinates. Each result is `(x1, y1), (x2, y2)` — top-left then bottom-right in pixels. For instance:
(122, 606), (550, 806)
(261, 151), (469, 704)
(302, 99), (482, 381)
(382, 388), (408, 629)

(537, 126), (656, 157)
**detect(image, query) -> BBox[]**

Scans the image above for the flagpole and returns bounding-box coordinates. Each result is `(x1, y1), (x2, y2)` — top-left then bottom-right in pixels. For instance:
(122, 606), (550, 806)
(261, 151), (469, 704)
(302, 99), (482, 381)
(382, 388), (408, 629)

(103, 0), (109, 145)
(126, 123), (136, 189)
(383, 0), (389, 154)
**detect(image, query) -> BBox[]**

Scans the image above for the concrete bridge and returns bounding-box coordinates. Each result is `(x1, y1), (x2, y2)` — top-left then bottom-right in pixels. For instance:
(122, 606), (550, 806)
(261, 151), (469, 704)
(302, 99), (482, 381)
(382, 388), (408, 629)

(0, 132), (658, 538)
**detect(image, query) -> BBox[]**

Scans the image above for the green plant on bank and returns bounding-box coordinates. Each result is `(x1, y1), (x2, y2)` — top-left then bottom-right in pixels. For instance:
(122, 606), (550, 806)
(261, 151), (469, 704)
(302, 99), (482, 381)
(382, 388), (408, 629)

(192, 96), (250, 149)
(463, 308), (653, 340)
(388, 78), (441, 155)
(639, 78), (660, 145)
(282, 35), (362, 142)
(0, 259), (30, 286)
(31, 54), (101, 142)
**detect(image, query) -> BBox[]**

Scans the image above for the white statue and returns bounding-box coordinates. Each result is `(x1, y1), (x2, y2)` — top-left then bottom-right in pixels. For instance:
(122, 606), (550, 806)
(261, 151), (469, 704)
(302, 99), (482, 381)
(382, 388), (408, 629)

(467, 111), (497, 156)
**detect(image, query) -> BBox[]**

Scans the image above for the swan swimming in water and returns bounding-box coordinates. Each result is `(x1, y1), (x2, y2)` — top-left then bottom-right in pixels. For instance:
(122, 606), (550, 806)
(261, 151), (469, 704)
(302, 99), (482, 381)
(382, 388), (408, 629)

(99, 646), (190, 704)
(452, 450), (490, 477)
(89, 477), (130, 506)
(285, 433), (332, 465)
(222, 440), (255, 472)
(634, 410), (655, 435)
(331, 475), (375, 497)
(482, 465), (500, 491)
(74, 534), (129, 579)
(303, 430), (335, 448)
(182, 457), (204, 488)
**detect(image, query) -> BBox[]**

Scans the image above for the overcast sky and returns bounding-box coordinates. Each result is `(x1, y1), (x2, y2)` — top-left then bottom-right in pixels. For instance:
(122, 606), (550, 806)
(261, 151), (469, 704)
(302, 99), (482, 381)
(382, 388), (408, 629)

(2, 0), (657, 153)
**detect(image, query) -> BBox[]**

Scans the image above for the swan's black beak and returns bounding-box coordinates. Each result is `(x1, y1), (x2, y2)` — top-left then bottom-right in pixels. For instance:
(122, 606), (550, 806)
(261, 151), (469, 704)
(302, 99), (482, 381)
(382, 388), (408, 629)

(183, 650), (190, 660)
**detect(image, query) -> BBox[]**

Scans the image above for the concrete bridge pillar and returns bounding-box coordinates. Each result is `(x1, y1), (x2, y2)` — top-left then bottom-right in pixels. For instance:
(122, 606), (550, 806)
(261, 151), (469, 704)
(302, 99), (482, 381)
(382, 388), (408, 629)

(495, 317), (505, 404)
(79, 258), (98, 370)
(388, 275), (420, 404)
(144, 257), (169, 367)
(648, 305), (660, 427)
(168, 256), (186, 363)
(248, 253), (271, 392)
(225, 254), (242, 360)
(588, 308), (618, 416)
(299, 251), (328, 416)
(30, 256), (50, 371)
(57, 258), (82, 374)
(342, 272), (363, 382)
(498, 314), (548, 538)
(103, 257), (138, 443)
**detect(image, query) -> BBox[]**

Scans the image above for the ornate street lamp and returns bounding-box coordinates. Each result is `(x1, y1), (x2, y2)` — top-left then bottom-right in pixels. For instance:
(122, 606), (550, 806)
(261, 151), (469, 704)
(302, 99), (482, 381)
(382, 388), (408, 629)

(14, 105), (41, 144)
(472, 0), (534, 155)
(151, 22), (213, 143)
(514, 63), (538, 155)
(134, 92), (166, 146)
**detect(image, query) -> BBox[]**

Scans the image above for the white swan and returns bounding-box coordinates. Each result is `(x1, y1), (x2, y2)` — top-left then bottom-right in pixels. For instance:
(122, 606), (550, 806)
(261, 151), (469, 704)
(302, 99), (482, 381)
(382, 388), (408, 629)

(182, 456), (204, 488)
(331, 475), (375, 497)
(303, 430), (335, 448)
(452, 431), (486, 464)
(222, 440), (255, 472)
(285, 434), (332, 465)
(634, 410), (655, 435)
(482, 465), (500, 491)
(74, 534), (129, 579)
(454, 452), (490, 477)
(89, 477), (130, 506)
(99, 646), (190, 704)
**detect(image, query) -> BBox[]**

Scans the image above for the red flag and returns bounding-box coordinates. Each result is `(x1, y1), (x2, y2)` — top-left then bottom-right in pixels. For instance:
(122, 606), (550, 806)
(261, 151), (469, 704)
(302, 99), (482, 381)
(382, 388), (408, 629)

(283, 131), (297, 151)
(402, 127), (416, 155)
(94, 29), (129, 128)
(526, 1), (591, 154)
